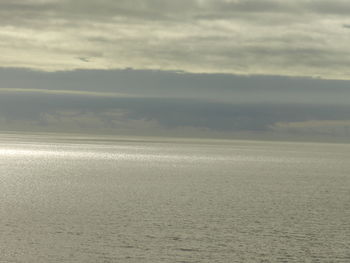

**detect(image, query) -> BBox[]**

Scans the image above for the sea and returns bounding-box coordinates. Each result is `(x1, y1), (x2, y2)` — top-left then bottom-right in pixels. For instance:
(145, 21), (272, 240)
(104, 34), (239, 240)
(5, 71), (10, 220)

(0, 134), (349, 262)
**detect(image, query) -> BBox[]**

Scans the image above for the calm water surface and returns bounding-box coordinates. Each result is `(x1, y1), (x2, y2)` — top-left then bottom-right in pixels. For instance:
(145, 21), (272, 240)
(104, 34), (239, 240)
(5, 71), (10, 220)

(0, 135), (349, 262)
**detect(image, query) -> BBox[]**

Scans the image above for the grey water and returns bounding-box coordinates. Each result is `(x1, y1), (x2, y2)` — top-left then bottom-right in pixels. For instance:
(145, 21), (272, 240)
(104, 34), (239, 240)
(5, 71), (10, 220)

(0, 134), (349, 262)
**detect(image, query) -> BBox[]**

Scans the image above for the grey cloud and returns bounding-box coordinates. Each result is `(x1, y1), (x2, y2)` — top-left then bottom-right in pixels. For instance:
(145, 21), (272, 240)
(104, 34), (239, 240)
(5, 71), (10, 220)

(207, 0), (296, 14)
(2, 68), (350, 105)
(1, 0), (350, 78)
(209, 0), (350, 16)
(1, 69), (350, 140)
(308, 0), (350, 15)
(2, 0), (350, 25)
(4, 0), (346, 19)
(1, 92), (350, 137)
(77, 57), (90, 63)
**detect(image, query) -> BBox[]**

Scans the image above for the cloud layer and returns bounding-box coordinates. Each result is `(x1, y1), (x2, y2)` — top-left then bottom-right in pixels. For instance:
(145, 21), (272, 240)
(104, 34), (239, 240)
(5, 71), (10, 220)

(1, 69), (350, 141)
(1, 0), (350, 78)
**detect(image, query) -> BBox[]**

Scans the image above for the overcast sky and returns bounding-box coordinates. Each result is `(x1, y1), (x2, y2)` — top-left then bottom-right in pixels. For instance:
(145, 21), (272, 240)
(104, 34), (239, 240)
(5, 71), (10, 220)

(2, 0), (350, 78)
(1, 1), (350, 141)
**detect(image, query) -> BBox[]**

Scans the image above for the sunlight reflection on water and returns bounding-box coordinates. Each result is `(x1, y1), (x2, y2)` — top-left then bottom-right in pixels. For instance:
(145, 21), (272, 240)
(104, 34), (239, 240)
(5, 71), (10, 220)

(0, 137), (349, 262)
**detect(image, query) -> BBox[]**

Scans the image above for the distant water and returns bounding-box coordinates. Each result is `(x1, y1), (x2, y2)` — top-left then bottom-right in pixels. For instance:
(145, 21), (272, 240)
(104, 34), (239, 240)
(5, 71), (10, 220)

(0, 134), (349, 262)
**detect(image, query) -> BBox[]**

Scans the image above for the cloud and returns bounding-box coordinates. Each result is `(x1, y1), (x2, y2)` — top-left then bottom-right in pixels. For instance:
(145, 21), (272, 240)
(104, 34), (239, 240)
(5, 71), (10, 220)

(1, 68), (350, 140)
(1, 0), (350, 78)
(1, 89), (350, 139)
(272, 120), (350, 138)
(0, 88), (137, 98)
(1, 68), (350, 105)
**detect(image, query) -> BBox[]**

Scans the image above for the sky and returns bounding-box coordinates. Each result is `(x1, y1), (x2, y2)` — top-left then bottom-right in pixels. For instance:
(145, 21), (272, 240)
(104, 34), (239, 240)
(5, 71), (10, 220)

(1, 0), (350, 141)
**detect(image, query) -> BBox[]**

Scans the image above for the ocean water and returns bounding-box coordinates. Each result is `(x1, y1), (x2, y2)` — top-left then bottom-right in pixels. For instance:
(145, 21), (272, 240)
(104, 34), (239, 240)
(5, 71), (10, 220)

(0, 134), (349, 262)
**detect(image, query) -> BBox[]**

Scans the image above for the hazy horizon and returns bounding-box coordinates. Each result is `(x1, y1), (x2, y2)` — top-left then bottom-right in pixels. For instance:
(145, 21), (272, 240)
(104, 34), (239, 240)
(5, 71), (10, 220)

(1, 68), (350, 142)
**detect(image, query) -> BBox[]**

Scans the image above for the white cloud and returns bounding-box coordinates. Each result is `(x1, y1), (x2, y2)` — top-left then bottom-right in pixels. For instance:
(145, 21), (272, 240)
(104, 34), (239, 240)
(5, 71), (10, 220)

(272, 120), (350, 138)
